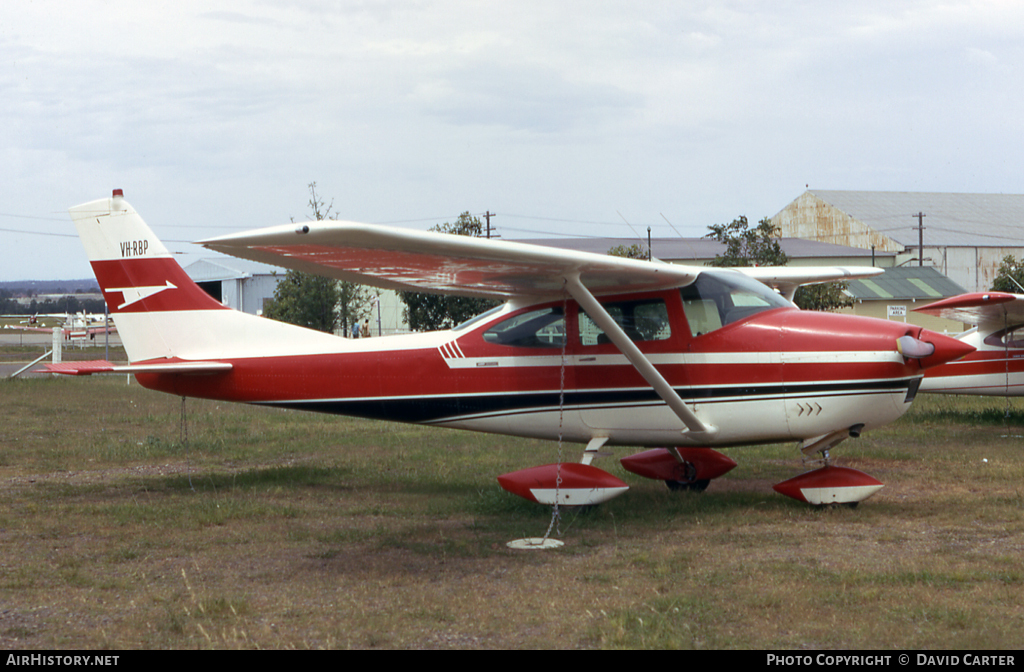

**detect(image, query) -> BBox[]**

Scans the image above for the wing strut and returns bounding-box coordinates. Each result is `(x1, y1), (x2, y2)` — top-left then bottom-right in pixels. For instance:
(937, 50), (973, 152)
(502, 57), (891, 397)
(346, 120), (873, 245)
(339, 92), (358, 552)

(565, 276), (717, 440)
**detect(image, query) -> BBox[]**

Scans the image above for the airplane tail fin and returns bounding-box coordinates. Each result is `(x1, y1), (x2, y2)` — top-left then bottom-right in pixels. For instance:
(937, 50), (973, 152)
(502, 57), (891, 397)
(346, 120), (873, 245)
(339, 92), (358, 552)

(70, 190), (340, 364)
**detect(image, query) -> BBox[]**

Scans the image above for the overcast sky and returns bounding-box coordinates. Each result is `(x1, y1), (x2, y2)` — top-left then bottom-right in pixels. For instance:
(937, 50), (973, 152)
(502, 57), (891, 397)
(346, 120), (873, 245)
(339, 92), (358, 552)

(3, 1), (1023, 281)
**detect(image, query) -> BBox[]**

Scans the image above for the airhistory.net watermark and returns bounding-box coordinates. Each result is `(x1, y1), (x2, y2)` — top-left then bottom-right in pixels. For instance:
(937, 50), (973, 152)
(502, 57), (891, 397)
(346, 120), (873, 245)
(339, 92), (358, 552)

(6, 655), (119, 667)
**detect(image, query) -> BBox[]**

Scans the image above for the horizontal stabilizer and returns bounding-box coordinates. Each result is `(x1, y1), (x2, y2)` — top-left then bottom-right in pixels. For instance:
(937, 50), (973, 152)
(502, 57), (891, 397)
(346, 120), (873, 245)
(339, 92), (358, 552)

(39, 360), (117, 376)
(40, 360), (233, 376)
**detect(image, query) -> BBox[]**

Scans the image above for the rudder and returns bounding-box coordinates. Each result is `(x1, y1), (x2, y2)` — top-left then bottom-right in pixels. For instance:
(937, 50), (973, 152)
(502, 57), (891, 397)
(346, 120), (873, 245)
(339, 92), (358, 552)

(70, 190), (230, 362)
(69, 190), (346, 365)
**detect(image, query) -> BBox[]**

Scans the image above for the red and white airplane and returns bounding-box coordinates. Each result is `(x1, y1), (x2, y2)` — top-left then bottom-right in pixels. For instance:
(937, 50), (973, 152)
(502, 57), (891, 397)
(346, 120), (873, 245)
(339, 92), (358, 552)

(3, 312), (115, 341)
(914, 291), (1024, 396)
(46, 190), (975, 507)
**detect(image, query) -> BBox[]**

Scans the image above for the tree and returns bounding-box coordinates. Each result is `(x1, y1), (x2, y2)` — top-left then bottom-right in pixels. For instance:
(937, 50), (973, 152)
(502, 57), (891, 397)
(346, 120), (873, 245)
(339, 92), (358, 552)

(263, 183), (373, 334)
(400, 212), (500, 331)
(705, 216), (788, 267)
(793, 282), (853, 312)
(992, 255), (1024, 293)
(607, 243), (649, 260)
(704, 215), (852, 312)
(263, 270), (341, 333)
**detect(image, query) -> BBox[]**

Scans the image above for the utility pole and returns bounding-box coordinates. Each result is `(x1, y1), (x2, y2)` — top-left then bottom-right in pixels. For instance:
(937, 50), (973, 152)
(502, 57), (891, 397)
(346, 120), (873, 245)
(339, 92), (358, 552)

(913, 212), (926, 266)
(647, 226), (652, 261)
(484, 211), (495, 239)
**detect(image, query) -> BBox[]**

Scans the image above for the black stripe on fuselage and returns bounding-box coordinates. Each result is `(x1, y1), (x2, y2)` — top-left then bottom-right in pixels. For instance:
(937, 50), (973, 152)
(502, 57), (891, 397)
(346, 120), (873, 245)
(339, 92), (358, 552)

(256, 378), (917, 424)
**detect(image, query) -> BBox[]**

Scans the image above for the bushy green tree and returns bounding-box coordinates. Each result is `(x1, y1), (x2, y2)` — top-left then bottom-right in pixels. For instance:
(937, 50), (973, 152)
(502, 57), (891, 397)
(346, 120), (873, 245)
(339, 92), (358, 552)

(607, 243), (649, 260)
(263, 183), (372, 334)
(793, 282), (853, 312)
(992, 255), (1024, 293)
(400, 212), (499, 331)
(705, 215), (851, 312)
(705, 216), (788, 267)
(263, 270), (341, 332)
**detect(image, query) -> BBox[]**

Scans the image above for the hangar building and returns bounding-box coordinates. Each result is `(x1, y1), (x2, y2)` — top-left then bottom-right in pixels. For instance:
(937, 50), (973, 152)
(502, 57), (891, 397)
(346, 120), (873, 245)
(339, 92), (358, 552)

(771, 190), (1024, 293)
(183, 258), (280, 316)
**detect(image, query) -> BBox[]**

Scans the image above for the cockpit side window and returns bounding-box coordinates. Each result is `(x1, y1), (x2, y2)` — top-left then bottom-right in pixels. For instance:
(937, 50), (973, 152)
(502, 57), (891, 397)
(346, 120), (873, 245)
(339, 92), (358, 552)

(482, 306), (565, 348)
(680, 271), (792, 337)
(454, 304), (506, 332)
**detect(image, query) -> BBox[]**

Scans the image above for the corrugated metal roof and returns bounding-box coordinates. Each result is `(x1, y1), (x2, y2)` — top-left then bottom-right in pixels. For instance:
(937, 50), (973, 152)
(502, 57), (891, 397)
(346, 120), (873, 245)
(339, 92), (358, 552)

(808, 190), (1024, 248)
(845, 266), (966, 301)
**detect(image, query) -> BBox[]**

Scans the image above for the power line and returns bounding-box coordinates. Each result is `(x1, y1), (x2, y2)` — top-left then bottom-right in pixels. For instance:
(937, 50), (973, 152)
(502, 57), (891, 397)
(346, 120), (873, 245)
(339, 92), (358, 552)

(0, 212), (67, 222)
(0, 226), (77, 238)
(498, 225), (654, 239)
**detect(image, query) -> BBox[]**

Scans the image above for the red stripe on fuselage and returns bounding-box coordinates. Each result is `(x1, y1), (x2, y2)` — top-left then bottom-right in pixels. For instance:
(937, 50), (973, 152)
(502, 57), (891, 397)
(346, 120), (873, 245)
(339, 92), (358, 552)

(925, 349), (1024, 379)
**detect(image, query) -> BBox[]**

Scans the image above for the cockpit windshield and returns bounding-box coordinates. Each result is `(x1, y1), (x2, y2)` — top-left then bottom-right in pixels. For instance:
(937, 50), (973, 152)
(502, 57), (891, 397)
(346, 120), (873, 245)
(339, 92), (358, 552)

(680, 270), (793, 337)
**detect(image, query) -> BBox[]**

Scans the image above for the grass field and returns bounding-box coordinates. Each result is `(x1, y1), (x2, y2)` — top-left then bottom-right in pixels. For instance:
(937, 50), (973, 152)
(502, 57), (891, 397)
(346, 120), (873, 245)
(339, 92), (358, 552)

(2, 367), (1024, 649)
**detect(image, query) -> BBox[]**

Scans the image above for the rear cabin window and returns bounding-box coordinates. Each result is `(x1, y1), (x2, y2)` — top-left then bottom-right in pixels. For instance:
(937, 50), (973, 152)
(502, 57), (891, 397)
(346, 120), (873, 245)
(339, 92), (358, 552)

(578, 298), (671, 346)
(482, 307), (565, 348)
(680, 271), (792, 337)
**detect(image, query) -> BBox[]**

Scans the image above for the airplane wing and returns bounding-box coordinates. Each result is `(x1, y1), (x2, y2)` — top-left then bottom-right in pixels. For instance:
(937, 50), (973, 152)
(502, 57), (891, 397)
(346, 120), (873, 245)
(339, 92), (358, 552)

(736, 266), (885, 301)
(200, 222), (700, 299)
(913, 292), (1024, 328)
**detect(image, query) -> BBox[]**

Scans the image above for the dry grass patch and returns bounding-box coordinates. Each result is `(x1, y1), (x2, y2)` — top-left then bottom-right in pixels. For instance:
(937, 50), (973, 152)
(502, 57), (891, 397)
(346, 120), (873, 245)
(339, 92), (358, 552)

(2, 367), (1024, 648)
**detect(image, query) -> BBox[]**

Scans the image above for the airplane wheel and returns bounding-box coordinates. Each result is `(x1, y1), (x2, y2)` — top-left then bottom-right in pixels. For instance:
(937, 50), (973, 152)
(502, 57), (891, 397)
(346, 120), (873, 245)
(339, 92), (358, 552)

(665, 479), (710, 492)
(664, 459), (708, 492)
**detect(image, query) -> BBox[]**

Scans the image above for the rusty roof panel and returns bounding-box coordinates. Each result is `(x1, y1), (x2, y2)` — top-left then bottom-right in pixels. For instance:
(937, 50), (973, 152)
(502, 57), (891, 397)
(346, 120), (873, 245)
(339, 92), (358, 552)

(797, 190), (1024, 248)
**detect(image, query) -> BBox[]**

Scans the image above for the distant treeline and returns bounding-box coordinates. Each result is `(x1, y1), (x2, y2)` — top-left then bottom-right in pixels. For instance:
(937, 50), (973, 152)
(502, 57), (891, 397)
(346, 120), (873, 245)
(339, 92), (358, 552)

(0, 279), (100, 293)
(0, 290), (107, 316)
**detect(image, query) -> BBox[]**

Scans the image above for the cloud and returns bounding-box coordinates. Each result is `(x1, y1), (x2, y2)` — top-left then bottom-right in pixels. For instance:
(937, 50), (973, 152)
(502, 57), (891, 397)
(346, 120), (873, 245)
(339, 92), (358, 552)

(965, 46), (1000, 68)
(4, 1), (1024, 281)
(417, 61), (638, 134)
